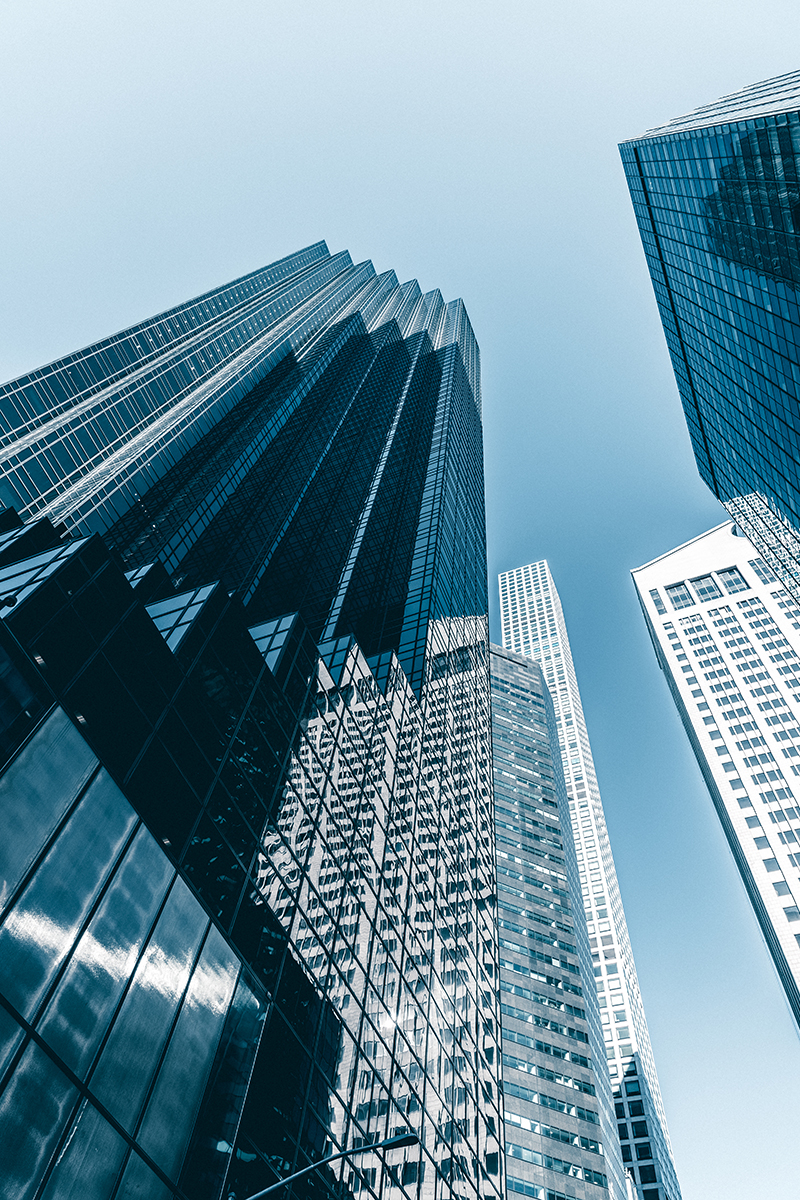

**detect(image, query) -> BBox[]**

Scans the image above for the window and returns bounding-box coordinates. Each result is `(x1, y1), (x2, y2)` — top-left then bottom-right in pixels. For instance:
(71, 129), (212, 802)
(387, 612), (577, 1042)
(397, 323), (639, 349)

(718, 567), (749, 594)
(624, 1079), (641, 1096)
(666, 582), (695, 610)
(621, 1145), (632, 1163)
(639, 1165), (657, 1184)
(649, 588), (667, 615)
(628, 1100), (644, 1117)
(691, 574), (722, 602)
(749, 558), (777, 585)
(774, 881), (791, 895)
(618, 1123), (629, 1140)
(631, 1120), (648, 1138)
(636, 1143), (653, 1161)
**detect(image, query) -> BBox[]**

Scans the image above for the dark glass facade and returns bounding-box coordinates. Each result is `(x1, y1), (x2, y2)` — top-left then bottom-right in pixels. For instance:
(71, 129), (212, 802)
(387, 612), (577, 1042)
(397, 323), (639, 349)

(490, 647), (625, 1200)
(0, 248), (501, 1200)
(619, 72), (800, 538)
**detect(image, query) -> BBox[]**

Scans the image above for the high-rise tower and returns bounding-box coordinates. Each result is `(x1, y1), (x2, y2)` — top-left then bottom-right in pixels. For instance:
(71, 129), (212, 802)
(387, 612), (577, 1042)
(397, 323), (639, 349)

(499, 562), (682, 1200)
(619, 72), (800, 587)
(632, 521), (800, 1029)
(0, 245), (502, 1200)
(490, 645), (626, 1200)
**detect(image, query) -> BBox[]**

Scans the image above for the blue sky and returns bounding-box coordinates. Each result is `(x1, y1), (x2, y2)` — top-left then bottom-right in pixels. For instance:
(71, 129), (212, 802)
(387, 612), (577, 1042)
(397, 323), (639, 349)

(3, 2), (800, 1195)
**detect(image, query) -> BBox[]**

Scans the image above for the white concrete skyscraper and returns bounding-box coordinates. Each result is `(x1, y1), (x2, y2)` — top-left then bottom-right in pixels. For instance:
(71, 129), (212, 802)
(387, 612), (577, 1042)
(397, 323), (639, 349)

(632, 521), (800, 1030)
(499, 561), (681, 1200)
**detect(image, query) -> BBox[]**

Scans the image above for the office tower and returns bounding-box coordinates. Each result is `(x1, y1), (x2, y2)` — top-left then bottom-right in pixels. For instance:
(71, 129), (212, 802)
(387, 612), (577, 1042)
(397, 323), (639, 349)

(619, 72), (800, 587)
(0, 245), (504, 1200)
(499, 563), (681, 1200)
(725, 491), (800, 597)
(490, 645), (626, 1200)
(632, 520), (800, 1027)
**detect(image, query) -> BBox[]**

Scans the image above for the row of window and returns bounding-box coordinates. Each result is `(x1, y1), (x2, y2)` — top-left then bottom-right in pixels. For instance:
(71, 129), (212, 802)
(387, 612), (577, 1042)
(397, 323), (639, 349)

(650, 563), (756, 615)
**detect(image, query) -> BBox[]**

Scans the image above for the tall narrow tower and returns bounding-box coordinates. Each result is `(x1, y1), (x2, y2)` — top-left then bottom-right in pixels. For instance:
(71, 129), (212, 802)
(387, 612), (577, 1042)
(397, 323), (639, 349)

(490, 644), (627, 1200)
(499, 561), (682, 1200)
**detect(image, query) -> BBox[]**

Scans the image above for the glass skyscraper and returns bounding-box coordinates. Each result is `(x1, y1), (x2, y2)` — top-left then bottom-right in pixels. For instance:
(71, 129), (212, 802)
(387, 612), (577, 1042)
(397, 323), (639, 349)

(498, 563), (681, 1200)
(619, 72), (800, 585)
(632, 522), (800, 1030)
(490, 645), (626, 1200)
(0, 244), (503, 1200)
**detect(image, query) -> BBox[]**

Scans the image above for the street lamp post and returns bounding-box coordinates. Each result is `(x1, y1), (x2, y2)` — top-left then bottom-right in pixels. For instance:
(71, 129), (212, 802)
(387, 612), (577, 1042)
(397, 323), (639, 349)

(243, 1131), (420, 1200)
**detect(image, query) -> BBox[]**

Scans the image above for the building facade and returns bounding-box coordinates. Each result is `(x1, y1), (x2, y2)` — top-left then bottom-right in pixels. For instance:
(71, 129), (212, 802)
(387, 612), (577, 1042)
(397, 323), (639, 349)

(498, 563), (681, 1200)
(489, 645), (626, 1200)
(0, 246), (504, 1200)
(632, 521), (800, 1029)
(619, 69), (800, 609)
(620, 72), (800, 551)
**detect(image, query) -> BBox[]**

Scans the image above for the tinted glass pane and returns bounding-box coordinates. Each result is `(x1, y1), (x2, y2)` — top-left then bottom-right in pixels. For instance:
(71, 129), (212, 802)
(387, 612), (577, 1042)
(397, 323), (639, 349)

(89, 876), (208, 1131)
(114, 1149), (174, 1200)
(0, 1003), (24, 1080)
(38, 824), (174, 1077)
(39, 1099), (127, 1200)
(136, 923), (239, 1179)
(0, 1040), (78, 1200)
(178, 972), (264, 1199)
(0, 771), (137, 1021)
(0, 708), (96, 919)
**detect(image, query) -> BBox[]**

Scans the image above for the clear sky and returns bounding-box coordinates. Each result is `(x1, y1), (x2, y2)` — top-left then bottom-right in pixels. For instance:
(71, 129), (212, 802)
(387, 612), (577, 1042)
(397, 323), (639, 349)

(3, 2), (800, 1195)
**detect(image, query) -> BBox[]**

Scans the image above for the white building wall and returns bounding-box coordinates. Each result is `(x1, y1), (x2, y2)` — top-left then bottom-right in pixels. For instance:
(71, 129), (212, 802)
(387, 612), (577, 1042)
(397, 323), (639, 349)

(632, 521), (800, 1026)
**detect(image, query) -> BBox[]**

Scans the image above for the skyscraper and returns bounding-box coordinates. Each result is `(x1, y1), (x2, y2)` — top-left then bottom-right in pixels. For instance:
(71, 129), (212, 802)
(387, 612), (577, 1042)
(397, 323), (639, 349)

(0, 245), (503, 1200)
(489, 645), (626, 1200)
(619, 72), (800, 585)
(499, 563), (682, 1200)
(632, 521), (800, 1028)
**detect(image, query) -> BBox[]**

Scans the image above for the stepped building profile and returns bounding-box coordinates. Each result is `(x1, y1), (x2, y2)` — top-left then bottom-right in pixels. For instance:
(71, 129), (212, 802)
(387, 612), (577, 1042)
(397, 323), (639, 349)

(0, 244), (503, 1200)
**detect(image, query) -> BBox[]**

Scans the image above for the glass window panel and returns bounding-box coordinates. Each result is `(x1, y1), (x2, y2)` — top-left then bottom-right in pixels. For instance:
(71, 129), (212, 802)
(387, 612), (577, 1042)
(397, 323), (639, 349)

(113, 1149), (174, 1200)
(37, 824), (174, 1078)
(0, 1003), (24, 1081)
(0, 708), (97, 919)
(178, 971), (265, 1199)
(0, 1040), (78, 1200)
(665, 581), (695, 610)
(89, 876), (208, 1132)
(0, 771), (137, 1021)
(648, 588), (666, 615)
(38, 1100), (128, 1200)
(718, 566), (749, 594)
(136, 924), (240, 1180)
(749, 557), (777, 585)
(690, 574), (722, 601)
(145, 596), (188, 618)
